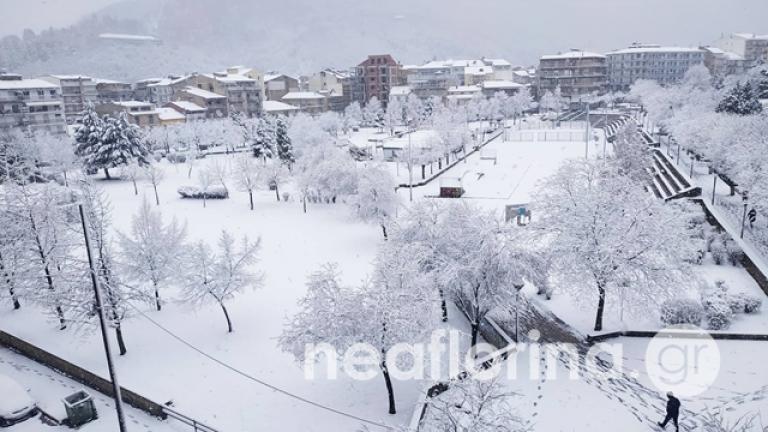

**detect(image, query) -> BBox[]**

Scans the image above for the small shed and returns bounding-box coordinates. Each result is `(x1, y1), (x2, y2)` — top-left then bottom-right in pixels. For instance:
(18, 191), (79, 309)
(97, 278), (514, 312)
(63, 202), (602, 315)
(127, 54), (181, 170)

(439, 178), (464, 198)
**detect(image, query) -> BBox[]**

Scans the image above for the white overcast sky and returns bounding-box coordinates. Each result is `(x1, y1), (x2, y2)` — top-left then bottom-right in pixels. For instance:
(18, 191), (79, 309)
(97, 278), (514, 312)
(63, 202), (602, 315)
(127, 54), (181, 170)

(0, 0), (122, 36)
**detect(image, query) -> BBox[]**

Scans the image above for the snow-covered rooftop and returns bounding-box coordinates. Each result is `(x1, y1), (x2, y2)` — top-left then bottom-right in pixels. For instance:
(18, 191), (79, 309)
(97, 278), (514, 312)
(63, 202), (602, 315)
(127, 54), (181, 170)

(114, 101), (154, 108)
(0, 78), (59, 90)
(167, 100), (206, 112)
(607, 45), (703, 55)
(181, 86), (225, 99)
(540, 51), (606, 60)
(447, 85), (481, 93)
(47, 74), (93, 81)
(156, 107), (186, 121)
(389, 86), (412, 96)
(98, 33), (160, 42)
(206, 73), (255, 83)
(702, 46), (746, 60)
(282, 91), (325, 100)
(732, 33), (768, 40)
(263, 100), (300, 112)
(482, 80), (525, 90)
(264, 73), (297, 82)
(465, 65), (493, 75)
(485, 58), (512, 67)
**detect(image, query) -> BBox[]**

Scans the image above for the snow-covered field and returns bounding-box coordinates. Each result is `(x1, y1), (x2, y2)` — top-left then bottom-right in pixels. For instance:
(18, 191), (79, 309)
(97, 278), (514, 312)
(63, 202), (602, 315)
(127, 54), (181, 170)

(0, 155), (473, 431)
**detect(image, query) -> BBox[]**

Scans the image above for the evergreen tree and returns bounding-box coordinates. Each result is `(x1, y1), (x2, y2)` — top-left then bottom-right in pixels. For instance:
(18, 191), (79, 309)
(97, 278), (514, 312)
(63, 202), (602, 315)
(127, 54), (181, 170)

(716, 82), (763, 115)
(252, 117), (276, 160)
(76, 109), (149, 179)
(275, 116), (295, 166)
(73, 104), (105, 173)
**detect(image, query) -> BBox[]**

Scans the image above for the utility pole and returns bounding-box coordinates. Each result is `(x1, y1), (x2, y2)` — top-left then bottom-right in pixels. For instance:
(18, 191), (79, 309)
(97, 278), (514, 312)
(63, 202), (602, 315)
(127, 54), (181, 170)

(584, 101), (590, 159)
(78, 204), (128, 432)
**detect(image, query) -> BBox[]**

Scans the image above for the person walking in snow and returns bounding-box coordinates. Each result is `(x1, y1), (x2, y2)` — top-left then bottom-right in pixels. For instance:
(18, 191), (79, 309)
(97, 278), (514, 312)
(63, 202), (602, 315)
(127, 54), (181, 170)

(658, 391), (681, 431)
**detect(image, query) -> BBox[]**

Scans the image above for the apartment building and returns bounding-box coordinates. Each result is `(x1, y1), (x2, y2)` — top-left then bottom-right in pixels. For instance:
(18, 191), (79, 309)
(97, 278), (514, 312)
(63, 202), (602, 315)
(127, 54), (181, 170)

(538, 50), (608, 100)
(165, 100), (207, 121)
(0, 73), (66, 134)
(40, 75), (98, 124)
(307, 69), (351, 111)
(605, 44), (705, 91)
(281, 91), (328, 115)
(702, 47), (748, 79)
(404, 58), (516, 99)
(356, 54), (405, 105)
(95, 79), (133, 103)
(95, 101), (160, 128)
(176, 86), (228, 118)
(264, 74), (300, 101)
(181, 72), (262, 117)
(714, 33), (768, 65)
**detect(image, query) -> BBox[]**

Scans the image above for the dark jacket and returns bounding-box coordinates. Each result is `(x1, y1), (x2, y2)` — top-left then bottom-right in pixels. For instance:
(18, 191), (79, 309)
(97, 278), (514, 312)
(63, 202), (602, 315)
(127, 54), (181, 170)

(666, 396), (681, 415)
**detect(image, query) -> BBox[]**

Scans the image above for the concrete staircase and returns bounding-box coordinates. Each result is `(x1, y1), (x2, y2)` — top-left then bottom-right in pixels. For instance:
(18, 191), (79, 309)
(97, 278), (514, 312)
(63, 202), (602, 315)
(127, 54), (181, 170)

(647, 148), (701, 201)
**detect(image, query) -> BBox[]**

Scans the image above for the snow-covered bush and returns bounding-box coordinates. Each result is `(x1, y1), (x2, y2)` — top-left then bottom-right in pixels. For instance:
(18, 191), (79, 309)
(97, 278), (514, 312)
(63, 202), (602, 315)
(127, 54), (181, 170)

(730, 292), (763, 314)
(177, 185), (229, 199)
(281, 192), (290, 202)
(702, 296), (733, 330)
(659, 298), (705, 326)
(725, 240), (743, 265)
(166, 152), (187, 164)
(710, 238), (727, 265)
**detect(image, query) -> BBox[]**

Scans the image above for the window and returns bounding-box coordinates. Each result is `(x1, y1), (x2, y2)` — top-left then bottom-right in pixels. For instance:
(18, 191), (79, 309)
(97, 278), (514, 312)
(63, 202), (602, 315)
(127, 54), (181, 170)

(37, 90), (45, 96)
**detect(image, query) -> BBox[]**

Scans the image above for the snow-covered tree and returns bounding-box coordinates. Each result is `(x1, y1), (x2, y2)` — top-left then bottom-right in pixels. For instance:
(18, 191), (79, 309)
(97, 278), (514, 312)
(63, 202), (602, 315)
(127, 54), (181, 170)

(180, 230), (262, 333)
(422, 376), (528, 432)
(534, 159), (697, 331)
(144, 163), (165, 206)
(538, 87), (564, 117)
(716, 82), (763, 115)
(78, 111), (150, 180)
(343, 101), (363, 133)
(279, 249), (438, 414)
(235, 155), (260, 210)
(384, 97), (404, 136)
(508, 88), (533, 123)
(197, 168), (213, 208)
(351, 165), (398, 239)
(275, 116), (295, 167)
(30, 132), (77, 186)
(363, 96), (384, 129)
(77, 179), (138, 355)
(119, 198), (186, 311)
(612, 123), (651, 180)
(251, 116), (276, 160)
(296, 144), (358, 210)
(439, 203), (545, 345)
(209, 158), (231, 193)
(122, 162), (142, 195)
(258, 162), (289, 202)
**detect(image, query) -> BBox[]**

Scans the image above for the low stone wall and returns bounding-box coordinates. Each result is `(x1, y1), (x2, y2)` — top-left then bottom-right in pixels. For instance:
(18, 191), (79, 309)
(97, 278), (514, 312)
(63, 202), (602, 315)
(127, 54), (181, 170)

(587, 330), (768, 344)
(0, 330), (166, 419)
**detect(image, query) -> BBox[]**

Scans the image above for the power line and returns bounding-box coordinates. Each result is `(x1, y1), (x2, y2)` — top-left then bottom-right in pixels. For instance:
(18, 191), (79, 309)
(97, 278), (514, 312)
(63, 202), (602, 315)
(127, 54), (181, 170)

(125, 302), (394, 430)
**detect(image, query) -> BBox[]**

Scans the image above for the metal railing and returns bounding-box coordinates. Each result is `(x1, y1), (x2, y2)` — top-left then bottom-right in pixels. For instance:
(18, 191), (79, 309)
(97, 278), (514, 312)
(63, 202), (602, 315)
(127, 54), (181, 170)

(163, 406), (220, 432)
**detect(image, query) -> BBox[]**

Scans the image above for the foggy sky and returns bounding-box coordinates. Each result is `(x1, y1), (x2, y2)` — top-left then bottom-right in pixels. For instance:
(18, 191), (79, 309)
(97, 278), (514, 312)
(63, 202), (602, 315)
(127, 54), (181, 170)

(1, 0), (767, 66)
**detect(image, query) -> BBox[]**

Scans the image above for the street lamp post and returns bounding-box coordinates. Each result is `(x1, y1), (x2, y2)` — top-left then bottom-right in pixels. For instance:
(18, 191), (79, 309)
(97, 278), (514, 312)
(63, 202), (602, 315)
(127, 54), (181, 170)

(584, 101), (590, 159)
(741, 193), (749, 239)
(513, 281), (525, 342)
(408, 124), (413, 202)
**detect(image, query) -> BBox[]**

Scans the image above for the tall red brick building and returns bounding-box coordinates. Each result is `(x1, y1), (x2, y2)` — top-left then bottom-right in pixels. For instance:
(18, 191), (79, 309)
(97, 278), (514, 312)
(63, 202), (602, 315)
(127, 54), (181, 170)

(355, 54), (405, 105)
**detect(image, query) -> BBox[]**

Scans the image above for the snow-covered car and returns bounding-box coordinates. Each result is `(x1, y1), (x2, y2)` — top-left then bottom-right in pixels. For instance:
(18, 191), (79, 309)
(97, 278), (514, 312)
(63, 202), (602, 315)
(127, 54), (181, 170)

(0, 374), (37, 427)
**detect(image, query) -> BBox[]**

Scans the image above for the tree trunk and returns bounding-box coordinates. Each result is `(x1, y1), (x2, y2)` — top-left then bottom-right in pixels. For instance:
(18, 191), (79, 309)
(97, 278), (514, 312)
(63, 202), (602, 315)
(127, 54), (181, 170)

(104, 168), (111, 180)
(63, 170), (68, 187)
(132, 179), (138, 195)
(249, 190), (254, 210)
(438, 287), (448, 322)
(421, 165), (425, 179)
(302, 196), (307, 214)
(275, 184), (280, 202)
(470, 319), (480, 347)
(594, 282), (606, 332)
(154, 282), (162, 311)
(381, 224), (388, 240)
(153, 184), (160, 206)
(203, 195), (207, 208)
(220, 301), (233, 333)
(115, 324), (127, 356)
(380, 359), (397, 414)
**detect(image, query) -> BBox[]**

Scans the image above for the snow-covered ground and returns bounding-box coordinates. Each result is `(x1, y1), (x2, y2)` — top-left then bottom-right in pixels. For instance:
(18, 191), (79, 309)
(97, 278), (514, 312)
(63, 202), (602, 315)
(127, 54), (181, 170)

(0, 155), (472, 431)
(0, 347), (185, 432)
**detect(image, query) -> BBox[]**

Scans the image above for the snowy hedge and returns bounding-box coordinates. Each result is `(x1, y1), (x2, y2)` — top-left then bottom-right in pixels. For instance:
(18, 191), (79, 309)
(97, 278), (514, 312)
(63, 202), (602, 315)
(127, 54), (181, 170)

(702, 296), (733, 330)
(166, 153), (187, 164)
(729, 292), (763, 314)
(659, 298), (705, 326)
(177, 185), (229, 200)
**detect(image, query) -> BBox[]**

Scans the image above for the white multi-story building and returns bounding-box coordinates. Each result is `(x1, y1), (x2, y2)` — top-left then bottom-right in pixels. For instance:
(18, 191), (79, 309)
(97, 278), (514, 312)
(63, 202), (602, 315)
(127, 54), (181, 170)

(538, 50), (607, 99)
(605, 44), (704, 91)
(405, 58), (516, 99)
(40, 75), (98, 124)
(701, 47), (748, 79)
(0, 73), (66, 134)
(713, 33), (768, 66)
